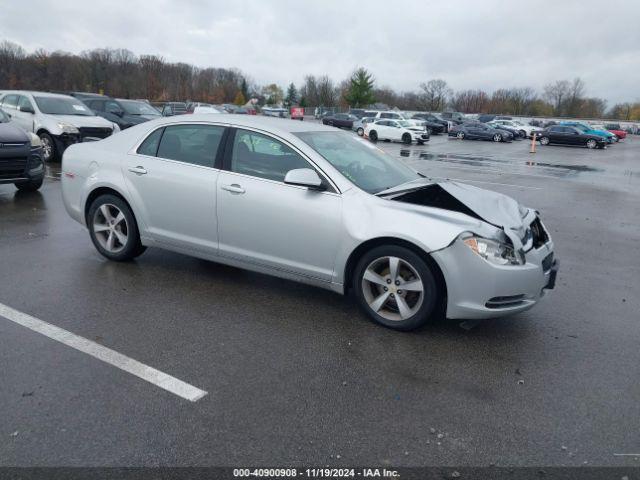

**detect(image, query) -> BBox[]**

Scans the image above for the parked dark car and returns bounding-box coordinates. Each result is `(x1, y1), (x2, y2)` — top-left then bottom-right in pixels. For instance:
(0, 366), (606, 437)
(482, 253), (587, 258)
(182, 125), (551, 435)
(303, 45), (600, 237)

(0, 108), (44, 191)
(322, 113), (357, 129)
(448, 122), (513, 142)
(487, 120), (524, 139)
(81, 97), (160, 129)
(410, 114), (445, 134)
(412, 113), (449, 132)
(537, 125), (607, 149)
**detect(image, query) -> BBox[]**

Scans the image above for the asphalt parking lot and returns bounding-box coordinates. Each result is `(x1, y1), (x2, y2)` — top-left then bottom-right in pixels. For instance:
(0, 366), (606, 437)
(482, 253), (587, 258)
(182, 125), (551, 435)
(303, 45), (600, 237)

(1, 127), (639, 468)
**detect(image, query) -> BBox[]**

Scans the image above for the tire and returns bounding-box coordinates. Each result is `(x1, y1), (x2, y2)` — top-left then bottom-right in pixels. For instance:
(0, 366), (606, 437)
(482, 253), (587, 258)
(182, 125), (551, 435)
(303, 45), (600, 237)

(15, 178), (43, 192)
(402, 133), (412, 145)
(456, 131), (465, 140)
(87, 194), (145, 261)
(353, 245), (439, 331)
(328, 121), (334, 126)
(586, 139), (597, 149)
(39, 132), (57, 162)
(417, 140), (424, 145)
(540, 136), (550, 146)
(519, 130), (527, 138)
(357, 127), (364, 136)
(493, 133), (502, 142)
(369, 130), (378, 142)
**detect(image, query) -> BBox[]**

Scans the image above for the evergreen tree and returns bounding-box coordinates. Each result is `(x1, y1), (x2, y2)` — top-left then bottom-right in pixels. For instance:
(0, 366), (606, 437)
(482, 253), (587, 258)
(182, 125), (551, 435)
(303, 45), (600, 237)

(284, 82), (298, 106)
(344, 68), (376, 107)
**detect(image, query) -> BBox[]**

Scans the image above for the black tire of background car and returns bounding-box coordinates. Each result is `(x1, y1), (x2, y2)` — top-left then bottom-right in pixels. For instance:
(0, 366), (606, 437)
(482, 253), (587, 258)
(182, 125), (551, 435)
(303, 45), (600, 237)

(519, 130), (527, 138)
(402, 133), (412, 144)
(457, 131), (465, 139)
(38, 132), (57, 162)
(369, 130), (378, 142)
(14, 178), (43, 192)
(87, 194), (146, 262)
(357, 127), (364, 136)
(353, 245), (439, 331)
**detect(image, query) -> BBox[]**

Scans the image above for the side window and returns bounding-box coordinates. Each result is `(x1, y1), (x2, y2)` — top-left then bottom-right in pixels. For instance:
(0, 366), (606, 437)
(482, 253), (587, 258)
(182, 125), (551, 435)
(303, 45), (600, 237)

(2, 95), (18, 110)
(137, 128), (164, 156)
(381, 113), (391, 119)
(105, 101), (121, 114)
(156, 124), (224, 167)
(230, 129), (311, 182)
(17, 96), (33, 111)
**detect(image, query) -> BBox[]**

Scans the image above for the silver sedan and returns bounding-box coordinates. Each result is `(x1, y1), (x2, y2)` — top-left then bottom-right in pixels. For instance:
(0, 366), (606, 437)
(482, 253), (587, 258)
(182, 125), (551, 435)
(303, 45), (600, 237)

(61, 115), (558, 330)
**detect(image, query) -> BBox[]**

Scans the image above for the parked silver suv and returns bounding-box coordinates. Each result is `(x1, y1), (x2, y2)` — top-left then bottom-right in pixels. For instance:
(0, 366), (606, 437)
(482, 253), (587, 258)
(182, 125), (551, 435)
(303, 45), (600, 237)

(0, 91), (118, 161)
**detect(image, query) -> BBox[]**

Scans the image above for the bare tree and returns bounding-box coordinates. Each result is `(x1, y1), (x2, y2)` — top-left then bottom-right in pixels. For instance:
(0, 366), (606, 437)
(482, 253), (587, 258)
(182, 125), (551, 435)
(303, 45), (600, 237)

(544, 80), (571, 115)
(419, 79), (452, 111)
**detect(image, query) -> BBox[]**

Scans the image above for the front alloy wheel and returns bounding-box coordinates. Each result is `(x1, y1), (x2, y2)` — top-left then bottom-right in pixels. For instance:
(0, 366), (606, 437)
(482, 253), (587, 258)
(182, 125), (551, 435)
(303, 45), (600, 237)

(456, 131), (465, 139)
(357, 127), (364, 136)
(586, 139), (597, 149)
(493, 133), (502, 142)
(402, 133), (412, 144)
(354, 246), (438, 330)
(39, 133), (56, 162)
(540, 136), (550, 145)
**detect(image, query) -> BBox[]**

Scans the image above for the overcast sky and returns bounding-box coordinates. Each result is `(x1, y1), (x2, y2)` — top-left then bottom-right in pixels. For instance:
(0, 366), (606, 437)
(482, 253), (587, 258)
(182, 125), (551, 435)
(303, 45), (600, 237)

(2, 0), (639, 103)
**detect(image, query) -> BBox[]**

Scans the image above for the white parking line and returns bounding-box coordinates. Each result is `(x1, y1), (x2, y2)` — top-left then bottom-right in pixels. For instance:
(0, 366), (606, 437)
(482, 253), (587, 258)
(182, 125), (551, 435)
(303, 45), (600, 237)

(0, 302), (208, 402)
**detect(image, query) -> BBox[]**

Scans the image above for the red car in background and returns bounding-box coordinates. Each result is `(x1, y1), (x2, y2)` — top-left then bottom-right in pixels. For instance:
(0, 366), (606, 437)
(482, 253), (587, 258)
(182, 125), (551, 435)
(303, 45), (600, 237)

(593, 123), (627, 140)
(604, 123), (627, 140)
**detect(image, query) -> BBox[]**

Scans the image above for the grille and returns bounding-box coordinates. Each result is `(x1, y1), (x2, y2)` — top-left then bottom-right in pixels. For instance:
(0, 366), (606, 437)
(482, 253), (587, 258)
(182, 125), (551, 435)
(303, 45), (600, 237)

(79, 127), (113, 140)
(530, 217), (549, 248)
(0, 157), (28, 179)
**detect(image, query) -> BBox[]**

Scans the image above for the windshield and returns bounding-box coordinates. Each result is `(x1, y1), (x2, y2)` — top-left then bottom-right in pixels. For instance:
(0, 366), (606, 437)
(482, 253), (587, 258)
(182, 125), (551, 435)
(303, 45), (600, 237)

(34, 96), (95, 116)
(398, 120), (412, 127)
(295, 131), (420, 194)
(119, 100), (161, 116)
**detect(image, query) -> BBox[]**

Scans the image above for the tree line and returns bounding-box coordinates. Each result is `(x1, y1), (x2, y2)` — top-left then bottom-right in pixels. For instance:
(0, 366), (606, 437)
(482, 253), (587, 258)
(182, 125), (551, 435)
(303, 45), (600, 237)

(1, 40), (638, 120)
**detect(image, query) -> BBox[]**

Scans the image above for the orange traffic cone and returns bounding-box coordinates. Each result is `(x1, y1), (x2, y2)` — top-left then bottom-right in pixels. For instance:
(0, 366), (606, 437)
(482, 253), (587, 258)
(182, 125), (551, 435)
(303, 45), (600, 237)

(530, 133), (537, 153)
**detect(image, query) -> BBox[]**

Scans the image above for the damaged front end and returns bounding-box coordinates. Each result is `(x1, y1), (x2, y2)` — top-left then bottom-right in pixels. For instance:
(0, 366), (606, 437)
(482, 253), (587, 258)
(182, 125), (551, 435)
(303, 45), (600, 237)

(379, 180), (558, 319)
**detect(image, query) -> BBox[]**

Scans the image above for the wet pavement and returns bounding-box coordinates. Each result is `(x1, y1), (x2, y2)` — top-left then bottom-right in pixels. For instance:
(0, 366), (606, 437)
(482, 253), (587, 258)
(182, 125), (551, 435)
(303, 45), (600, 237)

(1, 133), (640, 467)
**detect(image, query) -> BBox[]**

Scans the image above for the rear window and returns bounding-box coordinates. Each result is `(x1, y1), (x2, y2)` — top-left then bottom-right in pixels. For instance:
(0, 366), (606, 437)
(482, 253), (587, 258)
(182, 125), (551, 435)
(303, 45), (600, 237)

(156, 124), (224, 167)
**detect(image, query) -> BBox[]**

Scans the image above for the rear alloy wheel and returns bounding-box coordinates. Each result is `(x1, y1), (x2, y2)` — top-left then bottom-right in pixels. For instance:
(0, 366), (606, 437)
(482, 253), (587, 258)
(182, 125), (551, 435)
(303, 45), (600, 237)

(369, 130), (378, 142)
(456, 131), (465, 139)
(402, 133), (412, 145)
(540, 136), (550, 145)
(519, 130), (527, 138)
(357, 127), (364, 136)
(88, 194), (146, 261)
(354, 246), (439, 331)
(493, 133), (502, 142)
(586, 139), (597, 149)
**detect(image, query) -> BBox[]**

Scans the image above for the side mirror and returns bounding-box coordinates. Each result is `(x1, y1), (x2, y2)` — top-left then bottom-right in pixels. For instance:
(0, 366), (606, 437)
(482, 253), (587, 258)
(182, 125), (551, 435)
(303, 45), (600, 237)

(19, 105), (35, 114)
(284, 168), (325, 190)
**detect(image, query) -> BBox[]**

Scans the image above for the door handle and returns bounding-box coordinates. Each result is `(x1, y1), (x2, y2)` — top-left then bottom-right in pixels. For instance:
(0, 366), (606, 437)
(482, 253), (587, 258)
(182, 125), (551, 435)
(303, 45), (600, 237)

(221, 183), (245, 194)
(128, 166), (148, 175)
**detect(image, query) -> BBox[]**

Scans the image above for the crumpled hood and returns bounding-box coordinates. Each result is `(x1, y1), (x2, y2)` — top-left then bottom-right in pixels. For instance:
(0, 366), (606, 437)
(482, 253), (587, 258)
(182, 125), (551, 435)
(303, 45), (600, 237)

(438, 181), (528, 230)
(386, 179), (534, 249)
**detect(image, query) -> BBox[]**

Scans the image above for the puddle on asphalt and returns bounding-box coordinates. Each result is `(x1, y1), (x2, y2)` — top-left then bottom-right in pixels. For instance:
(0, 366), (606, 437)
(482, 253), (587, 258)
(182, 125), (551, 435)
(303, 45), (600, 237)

(399, 149), (602, 176)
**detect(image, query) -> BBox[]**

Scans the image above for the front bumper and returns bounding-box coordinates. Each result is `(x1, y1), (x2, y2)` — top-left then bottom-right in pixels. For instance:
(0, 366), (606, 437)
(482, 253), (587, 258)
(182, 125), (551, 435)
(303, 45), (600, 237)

(431, 236), (558, 320)
(0, 146), (45, 185)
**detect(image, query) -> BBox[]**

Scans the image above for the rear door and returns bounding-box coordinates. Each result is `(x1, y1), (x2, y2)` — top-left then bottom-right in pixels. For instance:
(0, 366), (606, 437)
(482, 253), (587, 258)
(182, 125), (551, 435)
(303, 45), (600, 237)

(123, 123), (226, 253)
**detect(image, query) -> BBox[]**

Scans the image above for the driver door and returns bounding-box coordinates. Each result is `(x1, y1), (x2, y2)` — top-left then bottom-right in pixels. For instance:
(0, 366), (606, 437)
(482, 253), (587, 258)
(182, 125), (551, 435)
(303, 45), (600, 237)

(216, 128), (342, 282)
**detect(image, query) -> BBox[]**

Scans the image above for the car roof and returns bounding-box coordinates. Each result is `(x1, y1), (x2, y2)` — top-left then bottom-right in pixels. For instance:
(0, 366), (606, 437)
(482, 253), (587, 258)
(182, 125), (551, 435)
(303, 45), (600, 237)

(158, 114), (337, 133)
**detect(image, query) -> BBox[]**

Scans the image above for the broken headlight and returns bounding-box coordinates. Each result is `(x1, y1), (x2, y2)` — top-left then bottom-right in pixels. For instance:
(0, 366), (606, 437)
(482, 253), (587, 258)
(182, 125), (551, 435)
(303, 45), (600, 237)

(462, 235), (523, 266)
